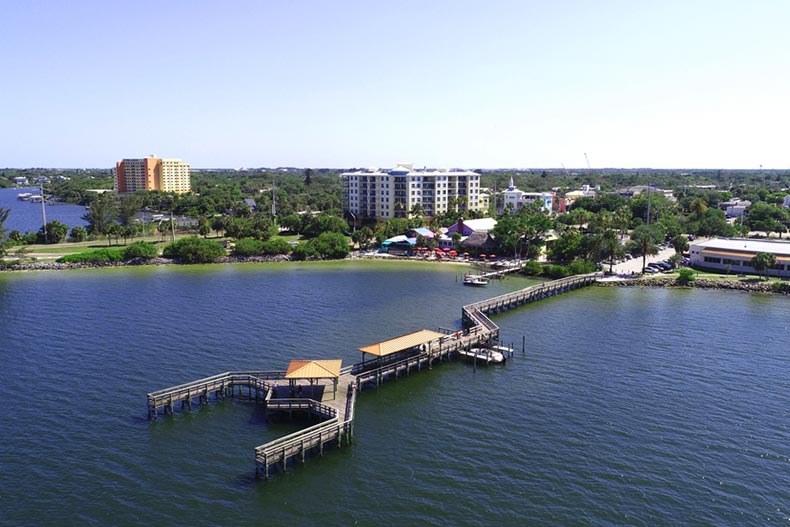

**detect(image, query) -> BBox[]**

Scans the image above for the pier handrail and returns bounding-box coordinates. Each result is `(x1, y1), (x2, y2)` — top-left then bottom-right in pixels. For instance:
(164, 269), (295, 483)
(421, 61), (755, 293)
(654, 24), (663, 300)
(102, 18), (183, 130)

(147, 370), (286, 399)
(254, 416), (341, 457)
(463, 272), (602, 313)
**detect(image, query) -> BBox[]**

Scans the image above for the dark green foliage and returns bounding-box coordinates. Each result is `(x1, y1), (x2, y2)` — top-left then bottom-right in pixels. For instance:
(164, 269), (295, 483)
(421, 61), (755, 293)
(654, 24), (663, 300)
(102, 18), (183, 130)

(37, 221), (69, 243)
(69, 226), (87, 242)
(162, 236), (226, 263)
(521, 260), (542, 275)
(122, 241), (158, 260)
(231, 238), (291, 257)
(676, 268), (696, 284)
(57, 248), (124, 263)
(291, 232), (349, 260)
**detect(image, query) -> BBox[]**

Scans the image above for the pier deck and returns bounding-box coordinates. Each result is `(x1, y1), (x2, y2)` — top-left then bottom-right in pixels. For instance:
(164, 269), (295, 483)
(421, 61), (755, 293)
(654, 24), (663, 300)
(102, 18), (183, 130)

(146, 272), (601, 479)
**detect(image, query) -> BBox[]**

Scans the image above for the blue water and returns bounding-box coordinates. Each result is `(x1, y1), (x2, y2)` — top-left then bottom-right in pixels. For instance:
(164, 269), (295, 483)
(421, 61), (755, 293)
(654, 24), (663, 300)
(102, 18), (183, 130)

(0, 262), (788, 526)
(0, 186), (88, 235)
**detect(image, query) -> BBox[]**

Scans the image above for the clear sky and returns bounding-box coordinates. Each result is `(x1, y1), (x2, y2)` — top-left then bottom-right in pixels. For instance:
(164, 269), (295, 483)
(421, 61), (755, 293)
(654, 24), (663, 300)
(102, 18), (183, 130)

(2, 0), (789, 169)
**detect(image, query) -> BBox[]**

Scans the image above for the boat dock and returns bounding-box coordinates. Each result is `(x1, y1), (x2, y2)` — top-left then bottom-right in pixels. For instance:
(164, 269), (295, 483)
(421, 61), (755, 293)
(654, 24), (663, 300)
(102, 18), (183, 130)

(146, 272), (601, 479)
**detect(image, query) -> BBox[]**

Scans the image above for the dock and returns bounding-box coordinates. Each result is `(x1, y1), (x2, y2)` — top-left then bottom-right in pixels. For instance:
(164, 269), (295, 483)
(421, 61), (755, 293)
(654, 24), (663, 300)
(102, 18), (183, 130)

(146, 272), (601, 479)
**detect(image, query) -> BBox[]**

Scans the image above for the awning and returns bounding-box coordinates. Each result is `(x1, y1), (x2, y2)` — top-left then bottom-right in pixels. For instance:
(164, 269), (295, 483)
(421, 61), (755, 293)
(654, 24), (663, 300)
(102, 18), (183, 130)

(358, 329), (446, 358)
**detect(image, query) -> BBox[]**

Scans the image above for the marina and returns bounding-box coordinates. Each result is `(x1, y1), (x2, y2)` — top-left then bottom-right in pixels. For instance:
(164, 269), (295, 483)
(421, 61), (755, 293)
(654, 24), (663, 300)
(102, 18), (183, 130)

(147, 272), (601, 479)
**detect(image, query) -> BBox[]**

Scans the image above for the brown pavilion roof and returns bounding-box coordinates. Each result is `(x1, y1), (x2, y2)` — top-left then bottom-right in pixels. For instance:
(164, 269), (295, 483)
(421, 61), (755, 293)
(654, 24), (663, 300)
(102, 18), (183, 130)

(285, 359), (343, 380)
(358, 329), (446, 357)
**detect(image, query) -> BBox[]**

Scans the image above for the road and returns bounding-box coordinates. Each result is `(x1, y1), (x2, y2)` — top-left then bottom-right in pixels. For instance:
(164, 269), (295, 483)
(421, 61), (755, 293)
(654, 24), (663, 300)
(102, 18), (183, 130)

(600, 246), (680, 279)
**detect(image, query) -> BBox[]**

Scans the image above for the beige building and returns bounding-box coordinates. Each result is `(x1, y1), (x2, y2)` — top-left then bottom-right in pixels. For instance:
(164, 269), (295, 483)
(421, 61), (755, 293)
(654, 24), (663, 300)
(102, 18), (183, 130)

(114, 155), (191, 194)
(341, 163), (482, 220)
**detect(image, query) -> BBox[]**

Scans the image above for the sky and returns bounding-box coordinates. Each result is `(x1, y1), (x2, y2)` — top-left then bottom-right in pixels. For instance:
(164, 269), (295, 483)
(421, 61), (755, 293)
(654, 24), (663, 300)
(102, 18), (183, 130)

(2, 0), (789, 169)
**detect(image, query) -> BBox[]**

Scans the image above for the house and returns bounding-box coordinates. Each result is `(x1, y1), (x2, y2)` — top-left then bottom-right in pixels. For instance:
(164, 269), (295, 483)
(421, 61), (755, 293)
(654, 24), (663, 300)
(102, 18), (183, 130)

(689, 237), (790, 277)
(501, 177), (553, 213)
(719, 199), (751, 218)
(13, 176), (28, 185)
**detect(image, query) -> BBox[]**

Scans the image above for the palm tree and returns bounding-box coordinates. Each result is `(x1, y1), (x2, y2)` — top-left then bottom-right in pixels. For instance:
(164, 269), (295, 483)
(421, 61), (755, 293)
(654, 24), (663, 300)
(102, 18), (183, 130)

(601, 230), (624, 273)
(627, 224), (665, 272)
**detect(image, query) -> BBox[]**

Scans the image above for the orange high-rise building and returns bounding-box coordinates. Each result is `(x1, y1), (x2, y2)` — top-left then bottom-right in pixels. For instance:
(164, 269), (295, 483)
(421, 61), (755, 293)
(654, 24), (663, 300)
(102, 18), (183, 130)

(114, 155), (191, 194)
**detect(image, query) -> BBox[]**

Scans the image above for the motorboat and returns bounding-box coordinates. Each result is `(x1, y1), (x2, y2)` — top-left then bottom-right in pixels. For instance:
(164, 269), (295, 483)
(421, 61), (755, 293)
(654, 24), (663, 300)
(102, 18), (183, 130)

(458, 347), (506, 363)
(463, 274), (489, 286)
(17, 192), (32, 200)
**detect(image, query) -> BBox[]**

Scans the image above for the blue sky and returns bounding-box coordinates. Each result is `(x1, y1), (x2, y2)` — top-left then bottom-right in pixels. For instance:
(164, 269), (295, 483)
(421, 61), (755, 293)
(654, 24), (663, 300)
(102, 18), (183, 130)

(2, 0), (789, 169)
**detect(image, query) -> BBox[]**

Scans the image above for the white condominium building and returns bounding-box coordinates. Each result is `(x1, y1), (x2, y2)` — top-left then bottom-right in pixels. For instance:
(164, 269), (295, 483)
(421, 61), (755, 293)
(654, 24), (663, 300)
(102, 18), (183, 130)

(341, 164), (482, 219)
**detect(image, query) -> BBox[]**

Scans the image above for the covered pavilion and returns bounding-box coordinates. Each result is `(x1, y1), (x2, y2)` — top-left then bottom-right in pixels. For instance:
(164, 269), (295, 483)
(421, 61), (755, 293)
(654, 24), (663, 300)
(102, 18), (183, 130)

(358, 329), (446, 367)
(285, 359), (343, 399)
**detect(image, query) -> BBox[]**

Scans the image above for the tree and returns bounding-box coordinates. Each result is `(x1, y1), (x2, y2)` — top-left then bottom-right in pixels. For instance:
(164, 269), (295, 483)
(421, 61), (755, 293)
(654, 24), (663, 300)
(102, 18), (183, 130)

(352, 226), (374, 249)
(627, 224), (665, 272)
(304, 168), (314, 186)
(69, 226), (87, 242)
(600, 230), (625, 273)
(0, 208), (10, 258)
(83, 194), (118, 245)
(117, 195), (142, 229)
(671, 234), (689, 255)
(750, 252), (776, 280)
(0, 207), (9, 241)
(38, 221), (69, 243)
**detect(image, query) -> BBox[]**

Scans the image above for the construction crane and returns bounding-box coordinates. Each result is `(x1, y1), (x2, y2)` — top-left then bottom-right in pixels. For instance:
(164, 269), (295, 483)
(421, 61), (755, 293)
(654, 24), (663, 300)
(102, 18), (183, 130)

(584, 152), (592, 178)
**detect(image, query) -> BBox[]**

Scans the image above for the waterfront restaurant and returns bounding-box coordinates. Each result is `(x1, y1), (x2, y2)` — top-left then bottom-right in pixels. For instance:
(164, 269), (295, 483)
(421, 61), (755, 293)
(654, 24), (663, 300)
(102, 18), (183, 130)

(689, 237), (790, 278)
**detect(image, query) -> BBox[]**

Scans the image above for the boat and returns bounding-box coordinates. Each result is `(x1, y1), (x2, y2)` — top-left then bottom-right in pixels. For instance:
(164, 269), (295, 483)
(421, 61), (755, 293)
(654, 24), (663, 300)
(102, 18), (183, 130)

(488, 344), (514, 355)
(463, 274), (489, 286)
(458, 347), (506, 363)
(17, 192), (32, 200)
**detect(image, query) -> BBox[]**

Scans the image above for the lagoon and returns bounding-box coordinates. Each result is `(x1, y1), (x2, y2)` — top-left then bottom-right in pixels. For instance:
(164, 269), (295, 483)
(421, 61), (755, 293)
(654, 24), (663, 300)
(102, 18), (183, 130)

(0, 186), (88, 235)
(0, 261), (788, 526)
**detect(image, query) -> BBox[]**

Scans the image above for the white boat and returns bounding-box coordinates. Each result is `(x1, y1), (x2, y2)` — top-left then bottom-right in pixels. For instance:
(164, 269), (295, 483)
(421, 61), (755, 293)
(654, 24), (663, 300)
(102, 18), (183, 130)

(17, 192), (32, 200)
(458, 347), (506, 363)
(463, 274), (489, 286)
(28, 195), (44, 203)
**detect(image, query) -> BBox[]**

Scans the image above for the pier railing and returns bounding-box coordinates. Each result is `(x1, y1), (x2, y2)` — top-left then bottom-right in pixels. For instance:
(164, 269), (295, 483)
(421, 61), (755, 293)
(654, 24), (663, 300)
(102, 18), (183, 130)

(147, 370), (286, 418)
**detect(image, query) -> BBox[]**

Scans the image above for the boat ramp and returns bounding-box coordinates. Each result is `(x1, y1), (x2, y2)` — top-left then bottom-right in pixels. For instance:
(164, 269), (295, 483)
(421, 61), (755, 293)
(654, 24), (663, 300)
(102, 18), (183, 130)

(146, 272), (601, 480)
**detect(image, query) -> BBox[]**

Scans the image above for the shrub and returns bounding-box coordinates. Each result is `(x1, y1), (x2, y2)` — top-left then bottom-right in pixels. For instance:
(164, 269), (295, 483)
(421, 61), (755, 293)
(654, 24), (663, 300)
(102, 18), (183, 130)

(676, 268), (696, 284)
(259, 238), (292, 256)
(521, 260), (542, 276)
(566, 259), (596, 275)
(542, 264), (569, 279)
(57, 248), (124, 264)
(123, 241), (158, 260)
(291, 232), (349, 260)
(232, 238), (265, 257)
(162, 236), (226, 263)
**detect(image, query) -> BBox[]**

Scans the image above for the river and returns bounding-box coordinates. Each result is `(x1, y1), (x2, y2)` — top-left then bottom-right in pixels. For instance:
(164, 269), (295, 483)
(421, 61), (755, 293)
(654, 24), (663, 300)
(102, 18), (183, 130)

(0, 261), (787, 526)
(0, 186), (88, 235)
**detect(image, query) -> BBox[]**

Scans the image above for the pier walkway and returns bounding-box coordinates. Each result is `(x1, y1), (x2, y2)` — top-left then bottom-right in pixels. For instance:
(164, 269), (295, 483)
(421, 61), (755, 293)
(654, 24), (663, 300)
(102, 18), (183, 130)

(146, 272), (601, 479)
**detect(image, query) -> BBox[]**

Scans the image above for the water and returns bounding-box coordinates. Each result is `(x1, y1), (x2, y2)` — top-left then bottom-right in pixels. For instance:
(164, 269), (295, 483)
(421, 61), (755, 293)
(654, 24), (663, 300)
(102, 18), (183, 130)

(0, 186), (88, 235)
(0, 262), (788, 526)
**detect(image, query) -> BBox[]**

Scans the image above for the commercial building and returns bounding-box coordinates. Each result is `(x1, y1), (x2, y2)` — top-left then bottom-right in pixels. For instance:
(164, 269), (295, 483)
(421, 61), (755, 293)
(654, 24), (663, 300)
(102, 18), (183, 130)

(113, 155), (191, 194)
(689, 237), (790, 278)
(341, 164), (482, 220)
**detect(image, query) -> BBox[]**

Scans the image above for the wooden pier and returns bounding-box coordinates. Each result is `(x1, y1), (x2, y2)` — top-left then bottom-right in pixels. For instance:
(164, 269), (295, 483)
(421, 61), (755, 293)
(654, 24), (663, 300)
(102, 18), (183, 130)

(146, 272), (601, 479)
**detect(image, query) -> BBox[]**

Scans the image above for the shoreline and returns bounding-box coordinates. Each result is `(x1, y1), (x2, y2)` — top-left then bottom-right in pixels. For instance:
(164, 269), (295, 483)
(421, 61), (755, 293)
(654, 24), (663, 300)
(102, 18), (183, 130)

(0, 252), (486, 273)
(598, 276), (789, 294)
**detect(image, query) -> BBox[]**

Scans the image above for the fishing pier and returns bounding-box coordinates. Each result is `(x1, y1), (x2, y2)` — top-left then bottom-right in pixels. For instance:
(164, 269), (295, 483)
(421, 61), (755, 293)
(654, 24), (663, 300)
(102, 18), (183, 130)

(147, 272), (601, 479)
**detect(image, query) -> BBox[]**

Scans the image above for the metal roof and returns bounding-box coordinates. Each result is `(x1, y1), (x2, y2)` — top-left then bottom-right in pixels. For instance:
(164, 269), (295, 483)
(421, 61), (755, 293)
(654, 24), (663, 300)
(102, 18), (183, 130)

(693, 238), (790, 257)
(358, 329), (446, 357)
(285, 359), (343, 379)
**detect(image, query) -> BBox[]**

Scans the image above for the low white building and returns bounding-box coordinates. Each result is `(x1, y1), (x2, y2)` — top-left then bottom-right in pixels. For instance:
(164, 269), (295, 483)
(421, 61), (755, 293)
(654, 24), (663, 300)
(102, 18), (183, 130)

(501, 177), (553, 213)
(689, 238), (790, 277)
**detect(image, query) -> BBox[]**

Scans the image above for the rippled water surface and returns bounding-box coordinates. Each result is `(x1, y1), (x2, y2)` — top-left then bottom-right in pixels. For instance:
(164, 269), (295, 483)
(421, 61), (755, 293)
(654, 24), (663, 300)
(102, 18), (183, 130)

(1, 262), (788, 526)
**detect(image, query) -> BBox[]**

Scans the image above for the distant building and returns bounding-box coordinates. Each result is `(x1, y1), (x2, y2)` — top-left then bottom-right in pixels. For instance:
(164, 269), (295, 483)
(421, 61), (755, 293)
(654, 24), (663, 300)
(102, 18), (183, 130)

(12, 176), (28, 185)
(113, 155), (191, 194)
(341, 163), (482, 220)
(501, 177), (553, 213)
(689, 237), (790, 278)
(719, 199), (751, 218)
(782, 195), (790, 209)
